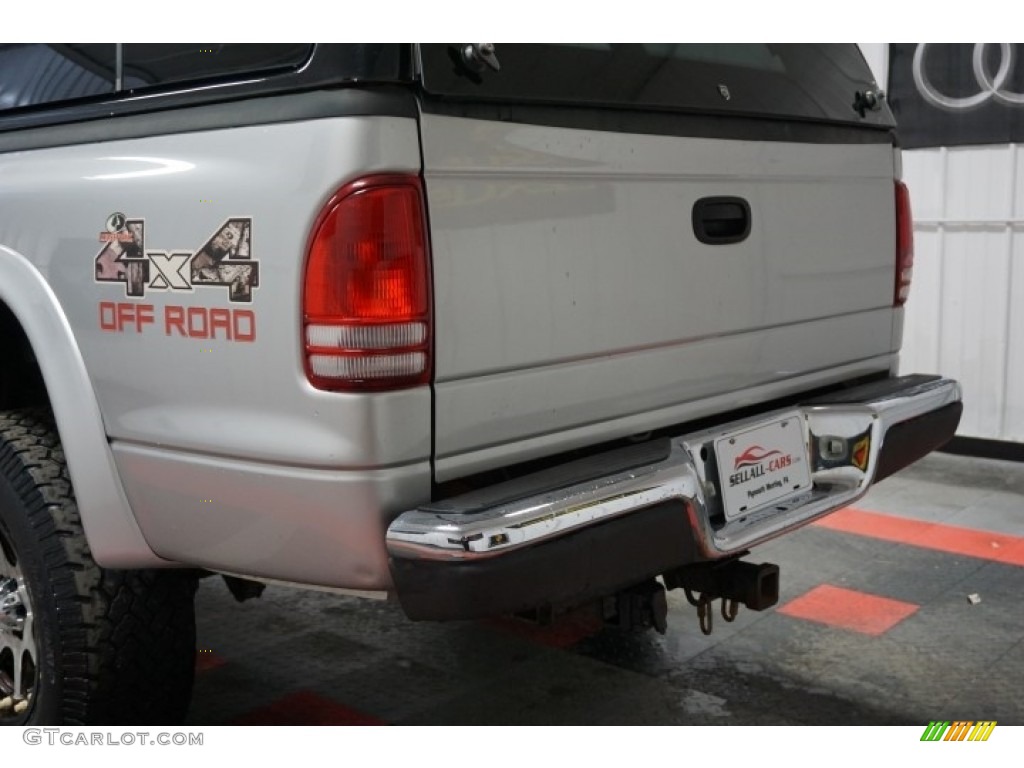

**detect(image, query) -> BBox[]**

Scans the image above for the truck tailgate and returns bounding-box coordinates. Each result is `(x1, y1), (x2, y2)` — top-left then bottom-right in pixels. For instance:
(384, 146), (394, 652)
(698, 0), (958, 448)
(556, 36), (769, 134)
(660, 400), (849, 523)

(419, 45), (899, 481)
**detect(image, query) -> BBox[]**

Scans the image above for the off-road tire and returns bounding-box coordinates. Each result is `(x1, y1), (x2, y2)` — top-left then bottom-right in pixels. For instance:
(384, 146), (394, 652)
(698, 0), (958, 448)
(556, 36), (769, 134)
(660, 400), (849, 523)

(0, 408), (197, 725)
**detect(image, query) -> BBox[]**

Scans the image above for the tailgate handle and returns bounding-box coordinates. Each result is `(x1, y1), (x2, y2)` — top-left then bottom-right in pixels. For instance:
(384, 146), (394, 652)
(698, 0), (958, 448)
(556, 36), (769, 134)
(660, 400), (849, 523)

(692, 197), (751, 245)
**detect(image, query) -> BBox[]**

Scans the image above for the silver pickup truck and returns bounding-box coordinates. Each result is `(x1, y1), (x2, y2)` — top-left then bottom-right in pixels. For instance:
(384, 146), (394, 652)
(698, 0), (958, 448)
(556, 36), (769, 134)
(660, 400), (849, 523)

(0, 43), (961, 725)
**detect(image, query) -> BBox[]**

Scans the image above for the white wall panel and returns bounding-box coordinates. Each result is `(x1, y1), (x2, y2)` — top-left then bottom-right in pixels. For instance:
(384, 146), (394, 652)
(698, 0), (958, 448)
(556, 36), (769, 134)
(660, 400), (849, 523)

(901, 144), (1021, 442)
(866, 48), (1021, 442)
(937, 230), (1011, 437)
(903, 149), (945, 221)
(945, 146), (1015, 221)
(899, 228), (943, 375)
(1005, 232), (1024, 441)
(1016, 149), (1024, 219)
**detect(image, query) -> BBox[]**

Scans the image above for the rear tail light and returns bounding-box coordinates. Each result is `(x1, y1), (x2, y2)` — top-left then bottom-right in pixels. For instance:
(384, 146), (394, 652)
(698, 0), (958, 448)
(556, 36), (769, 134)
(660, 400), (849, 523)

(895, 180), (914, 306)
(303, 174), (431, 391)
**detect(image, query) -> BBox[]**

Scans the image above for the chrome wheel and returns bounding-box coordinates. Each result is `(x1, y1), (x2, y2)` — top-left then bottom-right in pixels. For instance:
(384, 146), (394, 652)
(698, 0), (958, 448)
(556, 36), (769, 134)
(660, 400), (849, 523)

(0, 529), (36, 717)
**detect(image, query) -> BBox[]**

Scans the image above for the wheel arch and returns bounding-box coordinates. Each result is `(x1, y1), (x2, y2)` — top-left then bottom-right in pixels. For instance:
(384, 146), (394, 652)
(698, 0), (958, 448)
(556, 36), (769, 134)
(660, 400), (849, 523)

(0, 244), (166, 567)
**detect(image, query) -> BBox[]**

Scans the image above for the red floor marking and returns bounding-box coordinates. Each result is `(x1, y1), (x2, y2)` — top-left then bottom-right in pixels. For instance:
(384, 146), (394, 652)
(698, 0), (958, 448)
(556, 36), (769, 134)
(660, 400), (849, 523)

(195, 651), (227, 674)
(229, 691), (386, 726)
(815, 507), (1024, 568)
(778, 584), (919, 636)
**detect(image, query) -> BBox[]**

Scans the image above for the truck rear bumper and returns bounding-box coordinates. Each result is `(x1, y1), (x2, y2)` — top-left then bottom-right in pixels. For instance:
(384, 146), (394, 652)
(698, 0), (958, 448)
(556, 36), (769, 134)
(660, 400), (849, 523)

(386, 374), (962, 620)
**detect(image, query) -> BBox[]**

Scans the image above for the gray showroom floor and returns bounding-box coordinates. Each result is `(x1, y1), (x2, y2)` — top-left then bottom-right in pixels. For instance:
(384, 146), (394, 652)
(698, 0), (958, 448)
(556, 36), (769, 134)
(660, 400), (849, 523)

(185, 451), (1024, 725)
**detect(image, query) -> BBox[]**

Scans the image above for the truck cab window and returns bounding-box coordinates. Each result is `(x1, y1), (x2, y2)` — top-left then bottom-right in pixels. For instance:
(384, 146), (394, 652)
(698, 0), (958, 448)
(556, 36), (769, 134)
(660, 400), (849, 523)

(0, 44), (115, 111)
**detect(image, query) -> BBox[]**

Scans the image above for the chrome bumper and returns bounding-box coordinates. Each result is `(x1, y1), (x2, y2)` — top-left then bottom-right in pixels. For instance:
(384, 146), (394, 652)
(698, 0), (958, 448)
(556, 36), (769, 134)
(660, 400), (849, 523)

(388, 376), (961, 569)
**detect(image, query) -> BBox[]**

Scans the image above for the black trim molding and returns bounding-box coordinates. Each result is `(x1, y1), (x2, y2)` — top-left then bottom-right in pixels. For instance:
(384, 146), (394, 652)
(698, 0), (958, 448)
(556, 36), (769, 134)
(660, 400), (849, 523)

(874, 402), (963, 483)
(420, 98), (897, 145)
(0, 87), (418, 154)
(940, 435), (1024, 464)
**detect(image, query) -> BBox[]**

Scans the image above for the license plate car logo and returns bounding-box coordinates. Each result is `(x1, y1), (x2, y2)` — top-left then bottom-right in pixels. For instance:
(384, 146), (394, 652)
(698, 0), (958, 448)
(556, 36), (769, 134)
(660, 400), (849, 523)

(715, 413), (811, 521)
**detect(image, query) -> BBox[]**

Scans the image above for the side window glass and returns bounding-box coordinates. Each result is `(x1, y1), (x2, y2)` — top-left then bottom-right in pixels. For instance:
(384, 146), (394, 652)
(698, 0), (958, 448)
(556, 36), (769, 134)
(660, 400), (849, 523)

(121, 44), (312, 90)
(0, 44), (115, 111)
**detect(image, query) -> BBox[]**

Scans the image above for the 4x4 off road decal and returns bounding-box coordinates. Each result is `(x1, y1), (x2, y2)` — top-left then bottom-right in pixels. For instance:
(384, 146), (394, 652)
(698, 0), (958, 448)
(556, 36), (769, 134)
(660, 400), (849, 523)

(95, 215), (148, 296)
(94, 214), (259, 303)
(95, 214), (258, 343)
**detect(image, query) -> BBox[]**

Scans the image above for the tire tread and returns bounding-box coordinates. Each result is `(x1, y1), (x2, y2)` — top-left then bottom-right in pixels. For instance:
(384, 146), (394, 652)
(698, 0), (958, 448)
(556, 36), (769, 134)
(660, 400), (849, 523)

(0, 408), (195, 725)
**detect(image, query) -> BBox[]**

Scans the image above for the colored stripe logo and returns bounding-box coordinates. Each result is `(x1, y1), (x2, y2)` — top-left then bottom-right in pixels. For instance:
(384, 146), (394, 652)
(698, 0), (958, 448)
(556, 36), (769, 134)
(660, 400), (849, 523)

(920, 721), (997, 741)
(851, 435), (870, 471)
(733, 445), (782, 470)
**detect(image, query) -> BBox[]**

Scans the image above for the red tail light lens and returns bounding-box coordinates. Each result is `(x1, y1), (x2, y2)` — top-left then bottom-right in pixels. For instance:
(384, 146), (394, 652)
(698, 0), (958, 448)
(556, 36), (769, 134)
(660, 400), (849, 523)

(303, 175), (431, 391)
(895, 180), (914, 307)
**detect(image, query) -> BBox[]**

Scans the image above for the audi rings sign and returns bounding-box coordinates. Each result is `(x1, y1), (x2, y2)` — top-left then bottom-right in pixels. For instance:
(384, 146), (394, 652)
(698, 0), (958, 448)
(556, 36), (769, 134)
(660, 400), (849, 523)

(888, 43), (1024, 149)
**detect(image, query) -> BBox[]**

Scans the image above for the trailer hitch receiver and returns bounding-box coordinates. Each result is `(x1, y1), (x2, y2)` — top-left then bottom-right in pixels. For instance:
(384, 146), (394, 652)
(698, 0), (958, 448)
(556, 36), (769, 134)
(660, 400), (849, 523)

(663, 559), (780, 635)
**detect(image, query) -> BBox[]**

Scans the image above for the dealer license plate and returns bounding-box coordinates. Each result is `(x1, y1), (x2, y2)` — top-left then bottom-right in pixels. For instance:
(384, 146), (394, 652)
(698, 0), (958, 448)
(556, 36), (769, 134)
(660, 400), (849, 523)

(714, 412), (811, 521)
